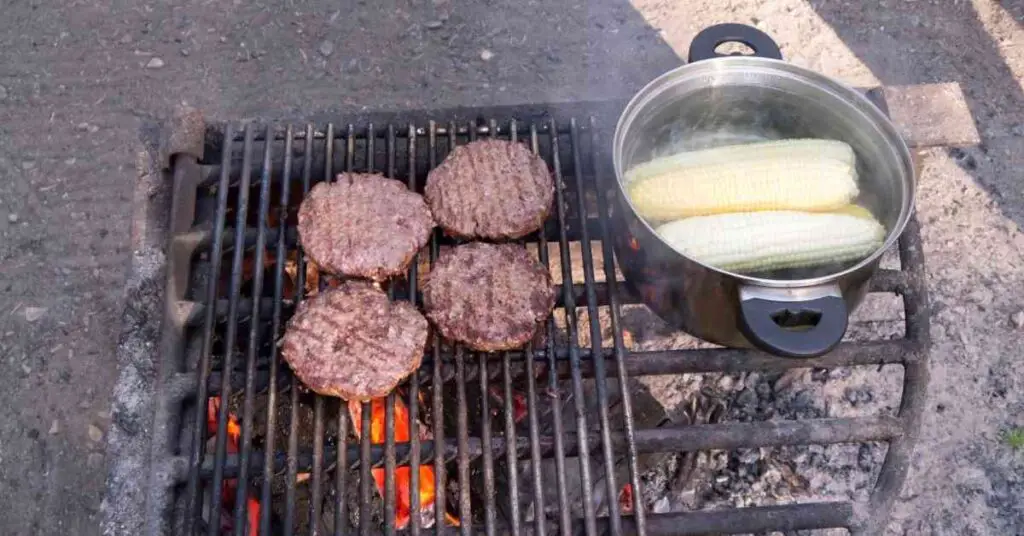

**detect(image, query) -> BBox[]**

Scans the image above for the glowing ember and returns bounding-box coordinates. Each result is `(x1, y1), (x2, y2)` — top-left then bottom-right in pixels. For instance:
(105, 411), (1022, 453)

(347, 397), (459, 529)
(283, 252), (321, 299)
(618, 483), (634, 514)
(487, 385), (528, 423)
(206, 397), (261, 535)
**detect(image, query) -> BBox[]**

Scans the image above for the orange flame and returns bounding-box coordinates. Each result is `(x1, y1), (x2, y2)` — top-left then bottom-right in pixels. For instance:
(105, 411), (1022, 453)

(348, 398), (460, 529)
(207, 397), (261, 536)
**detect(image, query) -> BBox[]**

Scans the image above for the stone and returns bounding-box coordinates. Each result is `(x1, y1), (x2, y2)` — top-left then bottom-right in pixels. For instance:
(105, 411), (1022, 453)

(883, 83), (981, 147)
(857, 444), (874, 471)
(145, 57), (165, 69)
(318, 40), (334, 57)
(88, 424), (103, 443)
(1010, 311), (1024, 329)
(480, 49), (494, 61)
(24, 307), (47, 322)
(49, 419), (60, 435)
(7, 213), (17, 223)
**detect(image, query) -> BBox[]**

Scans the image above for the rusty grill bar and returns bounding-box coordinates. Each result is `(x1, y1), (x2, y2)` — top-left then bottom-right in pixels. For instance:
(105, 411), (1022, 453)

(161, 106), (930, 536)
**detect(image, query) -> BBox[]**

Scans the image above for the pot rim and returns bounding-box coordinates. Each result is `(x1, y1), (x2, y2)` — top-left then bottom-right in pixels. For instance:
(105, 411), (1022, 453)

(612, 56), (916, 289)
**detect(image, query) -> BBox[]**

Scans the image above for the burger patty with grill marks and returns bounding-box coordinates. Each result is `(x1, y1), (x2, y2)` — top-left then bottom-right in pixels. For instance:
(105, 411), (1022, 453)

(423, 243), (556, 352)
(281, 281), (428, 400)
(297, 173), (434, 281)
(425, 139), (554, 239)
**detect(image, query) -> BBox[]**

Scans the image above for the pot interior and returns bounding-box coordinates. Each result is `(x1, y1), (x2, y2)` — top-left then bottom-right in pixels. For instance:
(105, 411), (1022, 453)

(616, 59), (913, 282)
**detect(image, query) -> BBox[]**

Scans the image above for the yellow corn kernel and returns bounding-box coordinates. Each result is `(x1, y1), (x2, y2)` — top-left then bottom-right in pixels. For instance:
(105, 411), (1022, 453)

(655, 211), (885, 273)
(624, 138), (856, 184)
(832, 204), (875, 220)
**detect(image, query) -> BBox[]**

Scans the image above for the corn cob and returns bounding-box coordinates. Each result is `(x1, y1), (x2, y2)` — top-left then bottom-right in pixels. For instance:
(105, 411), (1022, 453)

(832, 203), (875, 220)
(624, 138), (856, 184)
(626, 139), (859, 221)
(655, 210), (885, 273)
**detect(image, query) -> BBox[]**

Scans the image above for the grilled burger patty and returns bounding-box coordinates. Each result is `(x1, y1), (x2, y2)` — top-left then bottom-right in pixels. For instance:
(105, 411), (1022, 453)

(281, 281), (428, 400)
(297, 173), (434, 281)
(423, 243), (556, 351)
(424, 139), (554, 239)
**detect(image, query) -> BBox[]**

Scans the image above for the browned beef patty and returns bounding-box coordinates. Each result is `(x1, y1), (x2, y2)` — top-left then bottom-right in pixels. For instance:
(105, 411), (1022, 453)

(281, 281), (428, 400)
(424, 139), (554, 239)
(423, 243), (556, 351)
(297, 173), (434, 281)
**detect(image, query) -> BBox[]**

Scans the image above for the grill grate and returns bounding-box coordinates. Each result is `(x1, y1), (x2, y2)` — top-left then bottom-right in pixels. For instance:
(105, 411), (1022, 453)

(157, 106), (930, 536)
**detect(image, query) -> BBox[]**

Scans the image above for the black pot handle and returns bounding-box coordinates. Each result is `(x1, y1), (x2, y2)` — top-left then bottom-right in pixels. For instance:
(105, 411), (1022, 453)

(738, 293), (848, 358)
(688, 23), (783, 63)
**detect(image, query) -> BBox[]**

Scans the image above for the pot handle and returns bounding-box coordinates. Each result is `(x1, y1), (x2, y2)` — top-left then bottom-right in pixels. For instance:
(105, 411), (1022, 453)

(738, 286), (848, 358)
(688, 23), (783, 63)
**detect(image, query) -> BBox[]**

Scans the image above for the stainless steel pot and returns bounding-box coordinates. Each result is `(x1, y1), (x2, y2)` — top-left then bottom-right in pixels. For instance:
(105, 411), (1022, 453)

(610, 24), (916, 358)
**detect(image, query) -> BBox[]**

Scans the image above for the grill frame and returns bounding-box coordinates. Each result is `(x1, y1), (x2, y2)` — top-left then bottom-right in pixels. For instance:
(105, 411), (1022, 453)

(107, 97), (930, 536)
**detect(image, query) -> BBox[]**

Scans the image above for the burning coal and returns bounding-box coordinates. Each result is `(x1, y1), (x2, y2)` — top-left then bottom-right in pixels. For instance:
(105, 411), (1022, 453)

(206, 396), (261, 536)
(347, 397), (459, 529)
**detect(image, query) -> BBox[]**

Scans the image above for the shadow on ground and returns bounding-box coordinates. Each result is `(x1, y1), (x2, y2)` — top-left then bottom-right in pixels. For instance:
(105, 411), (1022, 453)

(810, 0), (1024, 228)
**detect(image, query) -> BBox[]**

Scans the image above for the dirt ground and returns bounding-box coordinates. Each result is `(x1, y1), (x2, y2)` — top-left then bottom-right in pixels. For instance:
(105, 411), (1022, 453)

(0, 0), (1020, 534)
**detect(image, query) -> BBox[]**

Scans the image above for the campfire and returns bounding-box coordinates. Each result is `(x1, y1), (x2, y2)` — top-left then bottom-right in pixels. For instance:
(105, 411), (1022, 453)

(158, 114), (929, 536)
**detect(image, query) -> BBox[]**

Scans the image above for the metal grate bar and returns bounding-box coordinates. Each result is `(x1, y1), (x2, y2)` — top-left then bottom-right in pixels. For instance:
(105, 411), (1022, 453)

(478, 120), (499, 536)
(531, 123), (571, 536)
(455, 348), (472, 536)
(503, 121), (526, 536)
(333, 122), (350, 536)
(183, 121), (234, 535)
(200, 217), (609, 253)
(479, 353), (497, 536)
(189, 268), (909, 331)
(638, 502), (853, 535)
(455, 122), (475, 536)
(590, 116), (647, 535)
(428, 120), (448, 535)
(358, 124), (374, 536)
(285, 123), (315, 536)
(310, 397), (325, 536)
(405, 122), (423, 536)
(260, 123), (293, 535)
(207, 124), (256, 536)
(501, 352), (522, 536)
(309, 121), (337, 536)
(335, 400), (349, 536)
(383, 124), (399, 536)
(204, 414), (902, 481)
(198, 336), (917, 400)
(550, 117), (599, 536)
(233, 124), (274, 535)
(220, 121), (570, 145)
(569, 118), (623, 536)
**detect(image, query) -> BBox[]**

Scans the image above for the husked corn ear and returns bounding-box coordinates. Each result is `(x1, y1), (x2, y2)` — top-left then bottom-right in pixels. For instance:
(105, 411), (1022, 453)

(656, 211), (885, 273)
(624, 138), (856, 184)
(832, 204), (875, 220)
(626, 139), (859, 221)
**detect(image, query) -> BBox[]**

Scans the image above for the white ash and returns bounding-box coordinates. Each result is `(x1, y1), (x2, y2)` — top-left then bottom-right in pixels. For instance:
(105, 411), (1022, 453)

(622, 298), (906, 528)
